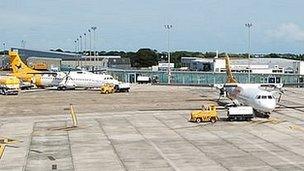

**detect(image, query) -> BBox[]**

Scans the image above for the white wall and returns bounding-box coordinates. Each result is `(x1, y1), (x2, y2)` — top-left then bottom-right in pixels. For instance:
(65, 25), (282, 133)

(299, 62), (304, 75)
(251, 69), (273, 74)
(213, 59), (225, 72)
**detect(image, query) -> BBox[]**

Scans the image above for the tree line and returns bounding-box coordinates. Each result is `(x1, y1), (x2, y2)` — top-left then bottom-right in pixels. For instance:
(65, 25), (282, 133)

(53, 48), (304, 68)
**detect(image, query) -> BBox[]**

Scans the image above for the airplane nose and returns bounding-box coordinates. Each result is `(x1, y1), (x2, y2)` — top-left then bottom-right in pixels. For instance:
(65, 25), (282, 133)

(262, 100), (276, 112)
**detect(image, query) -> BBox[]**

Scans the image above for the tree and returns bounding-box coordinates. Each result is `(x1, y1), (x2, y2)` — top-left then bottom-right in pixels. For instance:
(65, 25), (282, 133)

(55, 48), (63, 52)
(135, 48), (158, 67)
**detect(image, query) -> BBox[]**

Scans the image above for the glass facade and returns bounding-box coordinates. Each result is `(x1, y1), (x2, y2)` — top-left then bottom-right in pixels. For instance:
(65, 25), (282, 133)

(108, 69), (302, 85)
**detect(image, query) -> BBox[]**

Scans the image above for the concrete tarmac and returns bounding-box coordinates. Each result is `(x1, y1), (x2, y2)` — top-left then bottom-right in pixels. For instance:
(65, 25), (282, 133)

(1, 85), (304, 171)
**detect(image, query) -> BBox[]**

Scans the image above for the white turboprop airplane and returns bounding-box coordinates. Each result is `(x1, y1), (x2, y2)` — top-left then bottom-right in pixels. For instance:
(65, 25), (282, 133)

(215, 55), (283, 117)
(48, 70), (120, 90)
(9, 51), (121, 90)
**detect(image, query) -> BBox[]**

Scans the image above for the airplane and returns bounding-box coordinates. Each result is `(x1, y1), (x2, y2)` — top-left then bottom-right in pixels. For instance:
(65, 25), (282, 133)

(8, 50), (123, 90)
(214, 54), (283, 118)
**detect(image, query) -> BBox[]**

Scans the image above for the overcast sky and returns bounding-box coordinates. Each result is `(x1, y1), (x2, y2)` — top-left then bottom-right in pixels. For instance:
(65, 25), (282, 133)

(1, 0), (304, 53)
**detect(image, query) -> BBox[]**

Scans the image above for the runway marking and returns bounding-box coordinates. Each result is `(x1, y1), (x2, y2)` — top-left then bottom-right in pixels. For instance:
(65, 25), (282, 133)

(289, 125), (304, 132)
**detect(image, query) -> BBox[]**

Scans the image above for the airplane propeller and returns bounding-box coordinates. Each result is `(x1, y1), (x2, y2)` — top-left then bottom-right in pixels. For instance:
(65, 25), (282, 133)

(218, 87), (225, 101)
(59, 70), (74, 89)
(277, 88), (284, 103)
(64, 70), (71, 85)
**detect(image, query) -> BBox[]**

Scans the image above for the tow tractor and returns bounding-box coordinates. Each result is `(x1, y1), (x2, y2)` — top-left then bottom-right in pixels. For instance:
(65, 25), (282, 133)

(100, 83), (115, 94)
(0, 76), (20, 95)
(189, 104), (219, 123)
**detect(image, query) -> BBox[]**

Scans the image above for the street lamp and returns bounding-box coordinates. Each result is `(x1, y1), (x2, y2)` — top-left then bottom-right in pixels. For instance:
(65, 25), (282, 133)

(164, 24), (173, 84)
(84, 33), (87, 55)
(88, 29), (91, 56)
(74, 40), (77, 53)
(213, 50), (218, 85)
(91, 26), (97, 56)
(21, 40), (26, 48)
(76, 38), (80, 66)
(2, 42), (6, 56)
(79, 35), (83, 54)
(74, 40), (78, 66)
(245, 23), (253, 83)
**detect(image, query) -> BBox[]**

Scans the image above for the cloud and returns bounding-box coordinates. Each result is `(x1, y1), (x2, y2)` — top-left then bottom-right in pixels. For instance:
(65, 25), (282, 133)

(268, 23), (304, 42)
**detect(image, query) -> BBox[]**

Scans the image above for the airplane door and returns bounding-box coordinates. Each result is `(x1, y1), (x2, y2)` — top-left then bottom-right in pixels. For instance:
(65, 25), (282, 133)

(276, 77), (281, 83)
(268, 76), (275, 83)
(268, 76), (281, 83)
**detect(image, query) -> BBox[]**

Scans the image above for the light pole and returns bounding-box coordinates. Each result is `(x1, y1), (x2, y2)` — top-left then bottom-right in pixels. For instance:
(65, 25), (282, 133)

(245, 23), (253, 83)
(74, 40), (78, 66)
(88, 29), (91, 56)
(79, 35), (83, 54)
(77, 38), (80, 66)
(84, 33), (87, 56)
(213, 50), (218, 85)
(91, 26), (97, 56)
(2, 42), (5, 57)
(21, 40), (26, 48)
(164, 24), (172, 84)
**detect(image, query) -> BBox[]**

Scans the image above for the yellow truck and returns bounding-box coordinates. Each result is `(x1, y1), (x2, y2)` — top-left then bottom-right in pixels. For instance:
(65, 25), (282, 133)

(0, 76), (20, 95)
(100, 83), (115, 94)
(189, 105), (219, 123)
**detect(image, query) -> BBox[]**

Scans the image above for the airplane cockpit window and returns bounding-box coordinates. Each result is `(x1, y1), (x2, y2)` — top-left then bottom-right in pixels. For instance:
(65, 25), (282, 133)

(262, 96), (267, 99)
(268, 96), (273, 99)
(256, 95), (261, 99)
(77, 71), (83, 74)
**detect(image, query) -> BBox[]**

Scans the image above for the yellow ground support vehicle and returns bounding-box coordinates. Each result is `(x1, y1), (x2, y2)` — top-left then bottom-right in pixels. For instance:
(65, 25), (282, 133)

(0, 76), (20, 95)
(189, 105), (219, 123)
(100, 83), (115, 94)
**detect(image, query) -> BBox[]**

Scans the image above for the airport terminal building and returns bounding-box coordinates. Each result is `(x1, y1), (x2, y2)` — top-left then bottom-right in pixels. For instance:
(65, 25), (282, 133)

(181, 57), (304, 75)
(9, 48), (131, 71)
(2, 48), (304, 85)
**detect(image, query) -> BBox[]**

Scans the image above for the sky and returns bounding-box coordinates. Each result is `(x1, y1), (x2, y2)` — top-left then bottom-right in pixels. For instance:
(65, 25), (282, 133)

(1, 0), (304, 53)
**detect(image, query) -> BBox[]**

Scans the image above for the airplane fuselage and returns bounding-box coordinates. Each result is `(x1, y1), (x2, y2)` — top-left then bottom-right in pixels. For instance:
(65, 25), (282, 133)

(39, 71), (119, 89)
(226, 84), (276, 114)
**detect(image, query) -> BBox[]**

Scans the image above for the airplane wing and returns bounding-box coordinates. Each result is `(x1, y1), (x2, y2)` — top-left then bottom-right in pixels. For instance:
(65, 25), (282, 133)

(213, 83), (238, 89)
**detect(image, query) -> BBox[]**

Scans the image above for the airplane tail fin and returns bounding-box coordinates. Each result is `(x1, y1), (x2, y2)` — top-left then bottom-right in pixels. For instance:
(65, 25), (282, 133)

(225, 54), (237, 83)
(9, 50), (37, 75)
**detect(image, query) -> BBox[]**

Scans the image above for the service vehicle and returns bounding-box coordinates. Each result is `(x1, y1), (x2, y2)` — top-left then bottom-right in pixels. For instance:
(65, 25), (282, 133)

(227, 106), (254, 121)
(137, 76), (151, 84)
(0, 76), (20, 95)
(189, 104), (219, 123)
(101, 83), (115, 94)
(116, 82), (130, 92)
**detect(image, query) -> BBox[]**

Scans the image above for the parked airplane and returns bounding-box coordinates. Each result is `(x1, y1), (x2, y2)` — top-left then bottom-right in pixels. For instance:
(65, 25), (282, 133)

(215, 54), (283, 117)
(9, 50), (122, 90)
